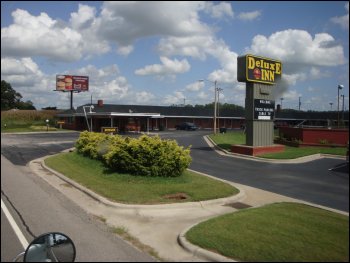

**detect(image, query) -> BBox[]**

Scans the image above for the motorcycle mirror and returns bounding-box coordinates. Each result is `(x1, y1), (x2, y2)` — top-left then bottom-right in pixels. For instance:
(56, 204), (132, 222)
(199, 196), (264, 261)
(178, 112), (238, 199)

(23, 232), (76, 262)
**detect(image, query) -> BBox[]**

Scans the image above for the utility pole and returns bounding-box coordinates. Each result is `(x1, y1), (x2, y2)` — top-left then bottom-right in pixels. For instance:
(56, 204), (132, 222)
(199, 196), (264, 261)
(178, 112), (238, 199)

(337, 84), (343, 128)
(217, 87), (223, 130)
(298, 96), (301, 111)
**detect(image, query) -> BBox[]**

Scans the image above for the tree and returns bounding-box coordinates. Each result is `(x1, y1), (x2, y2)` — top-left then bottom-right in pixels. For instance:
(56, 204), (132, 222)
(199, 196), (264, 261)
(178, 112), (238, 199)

(1, 80), (36, 110)
(1, 80), (22, 110)
(42, 106), (57, 110)
(17, 100), (36, 110)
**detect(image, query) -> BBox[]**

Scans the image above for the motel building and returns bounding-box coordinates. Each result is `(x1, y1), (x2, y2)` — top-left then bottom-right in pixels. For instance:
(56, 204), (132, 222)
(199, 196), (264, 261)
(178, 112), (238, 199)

(56, 100), (246, 133)
(56, 99), (348, 134)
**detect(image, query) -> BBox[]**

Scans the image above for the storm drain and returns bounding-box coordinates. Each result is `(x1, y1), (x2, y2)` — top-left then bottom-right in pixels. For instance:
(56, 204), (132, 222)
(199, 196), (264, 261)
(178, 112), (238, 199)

(224, 202), (252, 209)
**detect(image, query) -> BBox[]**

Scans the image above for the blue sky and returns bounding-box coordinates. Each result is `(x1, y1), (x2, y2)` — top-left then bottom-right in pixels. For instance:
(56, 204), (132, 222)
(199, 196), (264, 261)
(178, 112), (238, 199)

(1, 1), (349, 111)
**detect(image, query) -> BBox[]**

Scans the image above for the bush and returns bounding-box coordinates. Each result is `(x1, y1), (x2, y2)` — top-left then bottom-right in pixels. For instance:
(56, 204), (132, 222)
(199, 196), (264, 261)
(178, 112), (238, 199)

(75, 132), (192, 177)
(103, 135), (192, 177)
(75, 131), (115, 160)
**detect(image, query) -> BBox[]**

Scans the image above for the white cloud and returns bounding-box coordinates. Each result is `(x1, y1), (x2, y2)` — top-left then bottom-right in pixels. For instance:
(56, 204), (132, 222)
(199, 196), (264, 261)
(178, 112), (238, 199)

(197, 91), (209, 100)
(1, 9), (84, 62)
(159, 36), (238, 84)
(133, 91), (156, 104)
(75, 64), (120, 84)
(117, 45), (134, 56)
(103, 77), (129, 98)
(307, 86), (316, 92)
(234, 83), (246, 92)
(163, 91), (185, 105)
(97, 1), (211, 49)
(186, 81), (205, 92)
(248, 29), (346, 68)
(1, 57), (44, 87)
(135, 57), (190, 76)
(282, 89), (301, 101)
(70, 4), (96, 30)
(203, 2), (234, 19)
(238, 11), (261, 21)
(331, 2), (349, 30)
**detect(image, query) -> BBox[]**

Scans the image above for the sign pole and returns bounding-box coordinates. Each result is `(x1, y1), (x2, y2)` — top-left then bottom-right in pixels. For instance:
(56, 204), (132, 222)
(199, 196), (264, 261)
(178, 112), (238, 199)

(245, 82), (275, 146)
(70, 90), (73, 110)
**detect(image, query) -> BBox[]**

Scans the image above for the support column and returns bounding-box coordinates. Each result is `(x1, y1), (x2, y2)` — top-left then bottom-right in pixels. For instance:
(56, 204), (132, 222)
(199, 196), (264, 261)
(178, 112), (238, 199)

(245, 82), (274, 146)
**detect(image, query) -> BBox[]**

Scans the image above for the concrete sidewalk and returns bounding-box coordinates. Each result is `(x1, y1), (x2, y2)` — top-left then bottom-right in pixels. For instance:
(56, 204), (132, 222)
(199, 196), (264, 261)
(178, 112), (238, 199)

(29, 154), (348, 262)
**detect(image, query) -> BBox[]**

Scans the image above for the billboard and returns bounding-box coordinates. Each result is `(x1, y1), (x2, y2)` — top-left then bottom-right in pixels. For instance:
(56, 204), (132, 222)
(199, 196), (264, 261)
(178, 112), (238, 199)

(56, 75), (89, 91)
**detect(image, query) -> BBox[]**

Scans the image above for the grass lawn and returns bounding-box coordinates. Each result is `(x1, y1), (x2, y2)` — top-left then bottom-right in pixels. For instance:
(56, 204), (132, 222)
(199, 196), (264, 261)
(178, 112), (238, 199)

(209, 131), (245, 150)
(186, 202), (349, 262)
(44, 151), (239, 204)
(1, 125), (61, 133)
(258, 146), (347, 159)
(209, 131), (346, 158)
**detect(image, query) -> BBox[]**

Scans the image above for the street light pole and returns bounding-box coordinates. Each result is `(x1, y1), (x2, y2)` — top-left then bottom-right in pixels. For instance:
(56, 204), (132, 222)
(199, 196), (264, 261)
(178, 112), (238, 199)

(83, 105), (95, 132)
(198, 79), (219, 134)
(217, 87), (223, 131)
(280, 97), (284, 109)
(341, 94), (345, 126)
(213, 80), (217, 134)
(337, 84), (343, 128)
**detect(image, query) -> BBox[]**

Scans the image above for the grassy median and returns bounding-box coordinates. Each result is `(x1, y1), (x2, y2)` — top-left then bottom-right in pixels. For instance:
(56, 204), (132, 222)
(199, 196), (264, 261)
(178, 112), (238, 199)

(44, 151), (238, 204)
(209, 131), (346, 158)
(186, 202), (349, 262)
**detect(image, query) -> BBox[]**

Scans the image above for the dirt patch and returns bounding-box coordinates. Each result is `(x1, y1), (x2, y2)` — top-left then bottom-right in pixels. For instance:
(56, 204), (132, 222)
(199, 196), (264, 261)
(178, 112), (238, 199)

(224, 202), (252, 209)
(163, 193), (189, 200)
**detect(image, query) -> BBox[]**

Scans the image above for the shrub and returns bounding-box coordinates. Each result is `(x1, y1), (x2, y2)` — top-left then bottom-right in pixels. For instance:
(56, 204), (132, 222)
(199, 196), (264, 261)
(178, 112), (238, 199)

(103, 135), (192, 177)
(319, 139), (329, 145)
(75, 132), (192, 177)
(75, 131), (115, 160)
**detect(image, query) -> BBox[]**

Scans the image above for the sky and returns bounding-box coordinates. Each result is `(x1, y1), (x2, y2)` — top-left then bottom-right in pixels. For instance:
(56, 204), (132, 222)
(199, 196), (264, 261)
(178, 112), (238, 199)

(1, 1), (349, 111)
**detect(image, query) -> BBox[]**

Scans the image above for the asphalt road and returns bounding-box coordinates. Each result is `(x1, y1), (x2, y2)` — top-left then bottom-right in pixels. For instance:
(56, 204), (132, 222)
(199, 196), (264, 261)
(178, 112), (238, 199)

(1, 132), (155, 262)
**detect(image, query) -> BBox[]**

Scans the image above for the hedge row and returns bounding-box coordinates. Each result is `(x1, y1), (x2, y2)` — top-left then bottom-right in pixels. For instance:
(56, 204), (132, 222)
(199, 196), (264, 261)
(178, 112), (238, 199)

(75, 131), (192, 177)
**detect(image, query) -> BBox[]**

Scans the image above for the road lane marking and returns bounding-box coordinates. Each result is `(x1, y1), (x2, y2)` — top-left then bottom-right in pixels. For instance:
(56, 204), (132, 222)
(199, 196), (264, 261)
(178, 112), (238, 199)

(37, 140), (75, 145)
(1, 199), (29, 249)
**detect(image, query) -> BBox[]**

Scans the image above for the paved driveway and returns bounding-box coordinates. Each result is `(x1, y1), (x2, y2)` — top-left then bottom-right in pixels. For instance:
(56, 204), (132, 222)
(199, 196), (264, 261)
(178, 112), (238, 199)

(159, 130), (349, 212)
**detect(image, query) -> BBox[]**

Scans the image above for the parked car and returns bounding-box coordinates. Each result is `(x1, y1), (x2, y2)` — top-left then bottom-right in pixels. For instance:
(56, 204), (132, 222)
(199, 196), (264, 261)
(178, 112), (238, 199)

(175, 122), (198, 131)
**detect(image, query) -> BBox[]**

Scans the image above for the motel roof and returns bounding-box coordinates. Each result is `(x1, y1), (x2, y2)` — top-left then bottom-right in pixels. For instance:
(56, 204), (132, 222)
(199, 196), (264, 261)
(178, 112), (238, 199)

(56, 103), (348, 121)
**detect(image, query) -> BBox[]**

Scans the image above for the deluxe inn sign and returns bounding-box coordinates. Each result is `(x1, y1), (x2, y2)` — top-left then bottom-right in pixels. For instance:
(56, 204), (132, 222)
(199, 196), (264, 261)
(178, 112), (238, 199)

(237, 54), (282, 85)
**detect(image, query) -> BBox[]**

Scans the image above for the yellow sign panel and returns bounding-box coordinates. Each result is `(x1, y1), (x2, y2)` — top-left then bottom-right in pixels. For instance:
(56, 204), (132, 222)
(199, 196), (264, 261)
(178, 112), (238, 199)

(237, 54), (282, 85)
(101, 127), (118, 133)
(57, 121), (65, 124)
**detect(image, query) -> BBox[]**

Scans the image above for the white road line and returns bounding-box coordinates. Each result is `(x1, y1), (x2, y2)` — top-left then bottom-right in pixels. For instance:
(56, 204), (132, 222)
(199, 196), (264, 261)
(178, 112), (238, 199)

(1, 199), (29, 249)
(37, 140), (75, 145)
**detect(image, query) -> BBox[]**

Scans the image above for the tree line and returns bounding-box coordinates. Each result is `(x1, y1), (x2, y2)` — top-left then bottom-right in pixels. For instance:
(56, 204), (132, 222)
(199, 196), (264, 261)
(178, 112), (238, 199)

(1, 80), (36, 110)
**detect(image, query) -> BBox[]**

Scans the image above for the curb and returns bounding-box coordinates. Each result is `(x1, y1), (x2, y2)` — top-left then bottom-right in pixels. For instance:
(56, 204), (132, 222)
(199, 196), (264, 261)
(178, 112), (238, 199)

(178, 222), (236, 262)
(204, 135), (346, 164)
